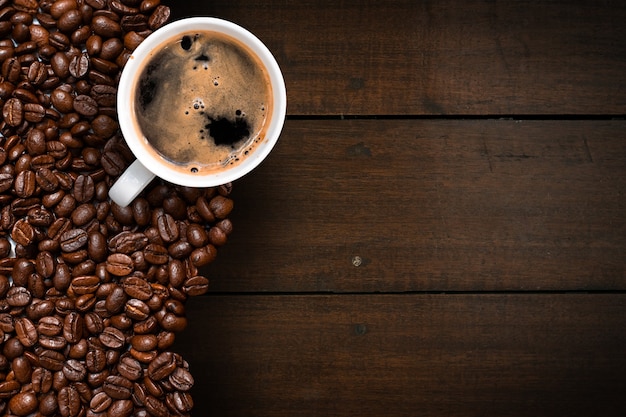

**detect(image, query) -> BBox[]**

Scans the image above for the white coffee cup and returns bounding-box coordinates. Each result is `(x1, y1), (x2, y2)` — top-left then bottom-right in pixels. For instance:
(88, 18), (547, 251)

(109, 17), (286, 207)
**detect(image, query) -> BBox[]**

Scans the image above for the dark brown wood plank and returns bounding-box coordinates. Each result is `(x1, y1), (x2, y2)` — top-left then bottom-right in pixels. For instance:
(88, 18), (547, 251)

(174, 294), (626, 417)
(203, 120), (626, 292)
(168, 0), (626, 115)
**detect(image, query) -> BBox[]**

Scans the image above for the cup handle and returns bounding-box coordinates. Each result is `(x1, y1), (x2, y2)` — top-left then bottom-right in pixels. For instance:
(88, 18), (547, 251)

(109, 159), (156, 207)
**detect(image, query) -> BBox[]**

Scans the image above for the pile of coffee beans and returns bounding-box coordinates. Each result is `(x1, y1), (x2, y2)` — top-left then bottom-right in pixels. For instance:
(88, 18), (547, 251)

(0, 1), (234, 416)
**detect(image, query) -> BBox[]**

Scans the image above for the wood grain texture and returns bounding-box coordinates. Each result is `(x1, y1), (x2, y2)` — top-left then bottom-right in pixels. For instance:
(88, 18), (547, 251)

(174, 294), (626, 417)
(168, 0), (626, 115)
(203, 119), (626, 293)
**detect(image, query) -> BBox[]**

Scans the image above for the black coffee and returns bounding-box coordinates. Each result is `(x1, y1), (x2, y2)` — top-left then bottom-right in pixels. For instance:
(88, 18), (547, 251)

(134, 30), (272, 174)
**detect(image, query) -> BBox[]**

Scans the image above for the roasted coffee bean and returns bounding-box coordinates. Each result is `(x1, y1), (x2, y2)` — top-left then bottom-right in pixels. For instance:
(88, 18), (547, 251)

(130, 334), (157, 352)
(99, 326), (125, 349)
(39, 349), (65, 372)
(186, 223), (208, 248)
(0, 172), (12, 193)
(169, 366), (194, 391)
(60, 228), (88, 252)
(2, 337), (24, 360)
(162, 195), (186, 220)
(11, 218), (35, 246)
(57, 8), (82, 32)
(101, 150), (126, 176)
(195, 196), (215, 222)
(105, 286), (126, 314)
(90, 113), (118, 139)
(144, 394), (169, 417)
(63, 311), (84, 343)
(143, 243), (168, 265)
(168, 240), (193, 259)
(148, 4), (169, 29)
(68, 339), (89, 360)
(170, 390), (194, 413)
(156, 212), (178, 243)
(90, 391), (112, 413)
(55, 297), (76, 316)
(125, 298), (150, 321)
(39, 334), (68, 350)
(3, 97), (23, 126)
(73, 94), (98, 117)
(27, 60), (48, 86)
(117, 355), (143, 381)
(109, 231), (148, 254)
(110, 202), (133, 225)
(99, 37), (123, 61)
(92, 14), (122, 37)
(164, 299), (184, 316)
(189, 244), (217, 266)
(71, 203), (97, 226)
(38, 316), (63, 336)
(167, 259), (185, 288)
(50, 0), (78, 19)
(156, 331), (175, 350)
(209, 226), (228, 246)
(53, 262), (72, 291)
(90, 55), (118, 74)
(158, 312), (187, 333)
(35, 167), (60, 192)
(58, 384), (81, 417)
(55, 194), (77, 218)
(14, 170), (36, 198)
(69, 52), (89, 78)
(51, 87), (74, 113)
(14, 317), (40, 346)
(70, 275), (100, 295)
(134, 315), (157, 335)
(0, 379), (20, 400)
(84, 312), (104, 335)
(122, 276), (153, 300)
(106, 253), (134, 276)
(8, 391), (39, 416)
(72, 260), (97, 277)
(123, 30), (145, 50)
(86, 347), (106, 373)
(2, 56), (21, 83)
(87, 230), (107, 262)
(183, 275), (210, 296)
(209, 195), (234, 219)
(24, 102), (46, 122)
(25, 127), (46, 156)
(147, 351), (175, 380)
(46, 142), (68, 162)
(51, 52), (70, 78)
(0, 313), (14, 333)
(12, 355), (32, 383)
(34, 251), (56, 279)
(90, 83), (116, 106)
(6, 286), (32, 307)
(63, 359), (87, 382)
(103, 374), (133, 400)
(32, 367), (54, 394)
(111, 313), (133, 331)
(72, 174), (95, 203)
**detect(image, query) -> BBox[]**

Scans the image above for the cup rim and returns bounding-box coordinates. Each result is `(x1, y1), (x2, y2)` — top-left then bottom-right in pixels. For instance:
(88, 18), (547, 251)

(117, 17), (286, 187)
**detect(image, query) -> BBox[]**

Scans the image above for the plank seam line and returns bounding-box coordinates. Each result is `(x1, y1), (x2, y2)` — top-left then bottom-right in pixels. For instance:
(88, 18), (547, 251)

(202, 290), (626, 297)
(286, 114), (626, 121)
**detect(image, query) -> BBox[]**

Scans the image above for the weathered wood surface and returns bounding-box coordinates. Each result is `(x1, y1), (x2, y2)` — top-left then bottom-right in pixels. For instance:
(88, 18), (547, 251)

(164, 1), (626, 416)
(174, 294), (626, 417)
(170, 0), (626, 115)
(203, 119), (626, 292)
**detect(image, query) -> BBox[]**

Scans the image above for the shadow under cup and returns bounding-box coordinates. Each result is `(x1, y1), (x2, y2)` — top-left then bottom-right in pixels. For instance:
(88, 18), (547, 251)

(110, 17), (286, 206)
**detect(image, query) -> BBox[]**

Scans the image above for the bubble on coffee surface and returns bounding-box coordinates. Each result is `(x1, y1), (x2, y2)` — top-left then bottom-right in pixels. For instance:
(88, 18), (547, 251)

(134, 31), (271, 174)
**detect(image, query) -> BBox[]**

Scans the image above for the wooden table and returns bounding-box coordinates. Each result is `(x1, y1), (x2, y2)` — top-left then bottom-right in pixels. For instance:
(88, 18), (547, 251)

(169, 1), (626, 416)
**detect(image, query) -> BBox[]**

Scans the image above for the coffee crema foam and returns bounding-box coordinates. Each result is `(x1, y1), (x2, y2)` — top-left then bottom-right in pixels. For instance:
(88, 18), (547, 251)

(133, 30), (272, 174)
